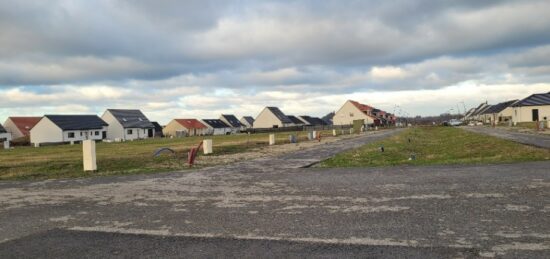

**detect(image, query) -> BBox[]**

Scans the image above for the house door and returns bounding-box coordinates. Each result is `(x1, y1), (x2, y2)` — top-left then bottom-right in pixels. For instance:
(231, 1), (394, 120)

(532, 109), (539, 121)
(102, 131), (107, 139)
(148, 129), (153, 137)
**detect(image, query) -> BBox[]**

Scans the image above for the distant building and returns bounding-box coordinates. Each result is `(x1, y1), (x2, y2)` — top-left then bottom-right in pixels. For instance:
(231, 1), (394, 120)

(219, 114), (243, 133)
(286, 115), (306, 126)
(253, 107), (294, 128)
(240, 116), (255, 128)
(511, 92), (550, 123)
(2, 117), (41, 140)
(151, 122), (164, 137)
(480, 100), (518, 124)
(0, 123), (12, 147)
(102, 109), (155, 141)
(163, 119), (208, 137)
(30, 115), (108, 146)
(297, 116), (328, 126)
(333, 100), (379, 126)
(201, 119), (232, 135)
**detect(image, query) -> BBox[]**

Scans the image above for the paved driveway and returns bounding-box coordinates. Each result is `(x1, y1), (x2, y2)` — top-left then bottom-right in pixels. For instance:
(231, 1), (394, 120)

(0, 129), (549, 258)
(463, 126), (550, 149)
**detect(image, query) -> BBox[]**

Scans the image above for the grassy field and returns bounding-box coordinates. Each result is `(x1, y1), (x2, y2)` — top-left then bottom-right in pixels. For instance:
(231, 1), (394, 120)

(0, 130), (333, 180)
(320, 126), (550, 168)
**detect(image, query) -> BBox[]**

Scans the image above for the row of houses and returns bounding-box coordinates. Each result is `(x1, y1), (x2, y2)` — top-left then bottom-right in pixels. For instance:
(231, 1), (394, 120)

(464, 92), (550, 124)
(1, 100), (397, 147)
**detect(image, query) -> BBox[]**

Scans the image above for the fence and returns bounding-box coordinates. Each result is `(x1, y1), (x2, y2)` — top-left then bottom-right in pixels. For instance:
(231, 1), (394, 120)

(244, 124), (352, 134)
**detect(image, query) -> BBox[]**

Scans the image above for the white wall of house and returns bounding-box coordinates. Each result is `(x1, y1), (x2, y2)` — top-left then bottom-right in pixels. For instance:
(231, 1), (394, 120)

(62, 126), (107, 143)
(498, 107), (514, 122)
(512, 105), (550, 123)
(204, 127), (231, 135)
(2, 118), (24, 139)
(30, 118), (63, 145)
(102, 111), (153, 140)
(253, 108), (293, 128)
(102, 111), (125, 140)
(0, 132), (11, 142)
(333, 100), (374, 126)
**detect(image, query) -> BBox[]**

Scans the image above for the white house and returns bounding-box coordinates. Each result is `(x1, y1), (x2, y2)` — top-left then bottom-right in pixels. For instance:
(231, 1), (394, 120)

(240, 116), (255, 128)
(201, 119), (232, 135)
(253, 107), (294, 129)
(511, 92), (550, 123)
(0, 124), (12, 149)
(30, 115), (108, 146)
(102, 109), (155, 141)
(333, 100), (378, 126)
(2, 117), (42, 140)
(219, 114), (243, 133)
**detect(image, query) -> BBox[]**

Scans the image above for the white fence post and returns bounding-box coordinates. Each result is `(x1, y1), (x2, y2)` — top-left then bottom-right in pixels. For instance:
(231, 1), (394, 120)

(203, 139), (213, 154)
(82, 140), (97, 172)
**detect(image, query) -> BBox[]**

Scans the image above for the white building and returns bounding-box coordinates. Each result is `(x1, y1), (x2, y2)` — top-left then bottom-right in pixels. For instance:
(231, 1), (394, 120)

(240, 116), (255, 128)
(511, 92), (550, 123)
(333, 100), (378, 126)
(102, 109), (155, 141)
(201, 119), (232, 135)
(30, 115), (108, 146)
(219, 114), (244, 133)
(0, 124), (12, 149)
(253, 107), (294, 129)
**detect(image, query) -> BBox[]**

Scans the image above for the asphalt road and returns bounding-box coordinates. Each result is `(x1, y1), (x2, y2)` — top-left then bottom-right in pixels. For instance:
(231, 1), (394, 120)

(462, 126), (550, 149)
(0, 129), (549, 258)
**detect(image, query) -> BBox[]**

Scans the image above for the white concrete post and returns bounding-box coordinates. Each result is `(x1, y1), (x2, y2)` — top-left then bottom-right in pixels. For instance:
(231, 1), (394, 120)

(349, 128), (354, 134)
(312, 131), (317, 139)
(34, 142), (40, 148)
(3, 141), (9, 150)
(307, 132), (314, 140)
(375, 126), (378, 131)
(203, 139), (213, 154)
(269, 134), (275, 145)
(332, 129), (337, 136)
(82, 140), (97, 172)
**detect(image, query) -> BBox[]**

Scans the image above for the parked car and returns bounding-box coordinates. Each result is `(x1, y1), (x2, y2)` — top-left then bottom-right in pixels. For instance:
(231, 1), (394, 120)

(449, 119), (463, 126)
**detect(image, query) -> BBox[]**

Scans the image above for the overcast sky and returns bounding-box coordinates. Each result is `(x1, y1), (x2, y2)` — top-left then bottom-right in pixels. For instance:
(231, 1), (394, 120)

(1, 0), (550, 124)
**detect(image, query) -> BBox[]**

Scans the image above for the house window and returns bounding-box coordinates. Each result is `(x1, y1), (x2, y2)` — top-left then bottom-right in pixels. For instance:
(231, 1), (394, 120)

(68, 132), (75, 138)
(349, 112), (354, 117)
(127, 129), (133, 135)
(95, 131), (99, 136)
(80, 132), (83, 136)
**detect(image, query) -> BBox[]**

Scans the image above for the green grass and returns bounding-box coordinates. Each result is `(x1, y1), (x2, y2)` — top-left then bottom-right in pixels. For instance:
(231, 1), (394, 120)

(320, 126), (550, 168)
(0, 130), (334, 180)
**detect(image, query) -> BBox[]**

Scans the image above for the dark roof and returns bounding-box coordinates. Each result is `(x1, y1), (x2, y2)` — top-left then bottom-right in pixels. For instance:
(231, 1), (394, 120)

(202, 119), (230, 129)
(482, 100), (518, 114)
(220, 114), (243, 128)
(240, 116), (255, 126)
(107, 109), (154, 129)
(0, 124), (6, 133)
(299, 116), (328, 126)
(513, 92), (550, 107)
(266, 107), (292, 124)
(471, 102), (489, 116)
(45, 115), (108, 131)
(151, 122), (163, 132)
(287, 115), (305, 125)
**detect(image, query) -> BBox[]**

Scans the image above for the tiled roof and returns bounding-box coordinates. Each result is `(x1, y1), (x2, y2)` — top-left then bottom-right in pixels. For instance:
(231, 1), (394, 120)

(286, 115), (305, 125)
(299, 116), (328, 126)
(240, 116), (255, 126)
(349, 100), (373, 112)
(482, 100), (518, 114)
(107, 109), (154, 129)
(45, 115), (108, 131)
(202, 119), (230, 129)
(7, 117), (41, 136)
(266, 107), (292, 124)
(175, 119), (207, 129)
(513, 92), (550, 107)
(220, 114), (243, 128)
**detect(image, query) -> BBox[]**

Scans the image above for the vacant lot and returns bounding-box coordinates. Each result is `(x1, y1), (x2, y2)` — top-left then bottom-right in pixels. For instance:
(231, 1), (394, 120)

(320, 126), (550, 168)
(0, 130), (339, 180)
